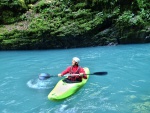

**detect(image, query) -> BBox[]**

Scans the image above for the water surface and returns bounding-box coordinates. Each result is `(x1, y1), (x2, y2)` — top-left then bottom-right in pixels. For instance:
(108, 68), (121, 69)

(0, 44), (150, 113)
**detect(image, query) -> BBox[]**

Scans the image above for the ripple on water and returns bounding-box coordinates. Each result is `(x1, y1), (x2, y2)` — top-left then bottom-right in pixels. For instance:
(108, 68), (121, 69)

(125, 94), (150, 113)
(27, 79), (53, 89)
(49, 104), (78, 113)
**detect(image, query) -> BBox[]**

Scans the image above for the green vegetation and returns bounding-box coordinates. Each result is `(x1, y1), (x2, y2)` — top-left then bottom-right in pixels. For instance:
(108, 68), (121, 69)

(0, 0), (150, 50)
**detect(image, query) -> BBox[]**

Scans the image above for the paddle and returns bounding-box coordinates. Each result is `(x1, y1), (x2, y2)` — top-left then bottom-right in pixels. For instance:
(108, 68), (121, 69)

(38, 72), (107, 80)
(50, 71), (108, 77)
(87, 72), (108, 75)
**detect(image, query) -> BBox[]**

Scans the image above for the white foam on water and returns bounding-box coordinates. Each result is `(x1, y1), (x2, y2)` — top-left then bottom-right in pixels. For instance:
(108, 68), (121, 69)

(57, 105), (77, 113)
(27, 79), (52, 89)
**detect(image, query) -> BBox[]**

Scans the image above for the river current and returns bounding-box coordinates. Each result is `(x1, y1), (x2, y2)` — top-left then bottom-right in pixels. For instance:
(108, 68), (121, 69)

(0, 44), (150, 113)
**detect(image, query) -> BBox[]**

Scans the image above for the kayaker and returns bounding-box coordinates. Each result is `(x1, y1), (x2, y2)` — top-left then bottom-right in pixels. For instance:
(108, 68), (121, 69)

(58, 57), (87, 82)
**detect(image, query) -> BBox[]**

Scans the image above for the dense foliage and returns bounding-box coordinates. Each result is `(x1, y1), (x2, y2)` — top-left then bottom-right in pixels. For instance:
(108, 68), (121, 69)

(0, 0), (150, 50)
(0, 0), (38, 24)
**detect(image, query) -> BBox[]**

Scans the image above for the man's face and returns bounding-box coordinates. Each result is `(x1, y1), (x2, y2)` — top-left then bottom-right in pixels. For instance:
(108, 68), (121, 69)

(72, 60), (76, 66)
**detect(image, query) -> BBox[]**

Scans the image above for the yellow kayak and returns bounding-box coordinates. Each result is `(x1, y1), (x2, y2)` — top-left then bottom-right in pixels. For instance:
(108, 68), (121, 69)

(48, 67), (90, 100)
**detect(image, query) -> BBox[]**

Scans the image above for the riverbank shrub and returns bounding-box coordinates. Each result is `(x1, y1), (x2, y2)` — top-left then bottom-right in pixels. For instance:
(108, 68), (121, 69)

(0, 0), (150, 50)
(0, 0), (40, 24)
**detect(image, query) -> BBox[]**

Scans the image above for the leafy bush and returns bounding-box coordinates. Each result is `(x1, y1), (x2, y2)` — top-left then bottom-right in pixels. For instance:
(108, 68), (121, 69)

(116, 11), (144, 29)
(138, 9), (150, 22)
(0, 0), (150, 49)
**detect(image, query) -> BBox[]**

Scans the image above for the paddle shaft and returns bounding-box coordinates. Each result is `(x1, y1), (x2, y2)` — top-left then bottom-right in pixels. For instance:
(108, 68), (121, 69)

(50, 72), (107, 77)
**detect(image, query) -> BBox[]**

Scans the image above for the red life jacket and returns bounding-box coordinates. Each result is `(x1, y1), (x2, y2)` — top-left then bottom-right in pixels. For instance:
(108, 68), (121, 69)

(67, 66), (82, 81)
(69, 66), (80, 74)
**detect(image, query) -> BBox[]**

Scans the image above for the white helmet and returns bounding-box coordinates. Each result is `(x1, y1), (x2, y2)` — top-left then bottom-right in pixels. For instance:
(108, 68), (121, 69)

(73, 57), (80, 63)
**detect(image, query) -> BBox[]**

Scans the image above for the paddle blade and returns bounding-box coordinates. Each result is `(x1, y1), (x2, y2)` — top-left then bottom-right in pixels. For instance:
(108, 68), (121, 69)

(92, 72), (108, 75)
(39, 73), (50, 80)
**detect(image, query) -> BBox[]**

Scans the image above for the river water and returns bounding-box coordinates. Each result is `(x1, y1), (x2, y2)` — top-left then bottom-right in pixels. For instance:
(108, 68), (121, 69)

(0, 44), (150, 113)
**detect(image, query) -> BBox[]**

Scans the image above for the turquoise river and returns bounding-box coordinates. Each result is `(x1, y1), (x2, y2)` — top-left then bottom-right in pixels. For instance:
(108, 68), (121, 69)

(0, 44), (150, 113)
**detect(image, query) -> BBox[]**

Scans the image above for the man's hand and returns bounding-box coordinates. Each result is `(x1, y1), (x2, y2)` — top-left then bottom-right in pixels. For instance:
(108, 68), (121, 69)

(58, 73), (62, 77)
(79, 73), (84, 76)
